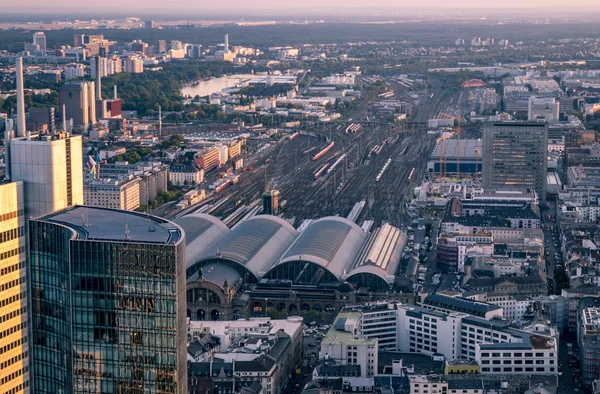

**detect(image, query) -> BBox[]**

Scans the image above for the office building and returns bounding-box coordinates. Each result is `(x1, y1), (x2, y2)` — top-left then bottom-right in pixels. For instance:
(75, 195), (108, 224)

(59, 82), (97, 132)
(422, 293), (503, 320)
(194, 147), (221, 172)
(169, 164), (203, 186)
(579, 307), (600, 385)
(263, 189), (280, 215)
(32, 32), (46, 51)
(228, 140), (242, 159)
(0, 181), (29, 394)
(28, 206), (187, 393)
(528, 96), (560, 123)
(482, 122), (548, 199)
(319, 310), (379, 378)
(9, 133), (83, 218)
(84, 177), (141, 211)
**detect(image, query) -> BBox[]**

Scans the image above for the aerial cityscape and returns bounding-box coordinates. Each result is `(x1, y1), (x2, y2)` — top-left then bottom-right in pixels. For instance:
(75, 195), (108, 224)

(2, 3), (600, 394)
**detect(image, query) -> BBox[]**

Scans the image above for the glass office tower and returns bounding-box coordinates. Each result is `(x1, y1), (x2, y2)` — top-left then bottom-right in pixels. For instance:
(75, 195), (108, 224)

(28, 206), (187, 394)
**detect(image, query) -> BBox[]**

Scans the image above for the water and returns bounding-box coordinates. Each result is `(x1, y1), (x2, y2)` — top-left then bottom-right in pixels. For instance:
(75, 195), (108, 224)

(181, 74), (255, 97)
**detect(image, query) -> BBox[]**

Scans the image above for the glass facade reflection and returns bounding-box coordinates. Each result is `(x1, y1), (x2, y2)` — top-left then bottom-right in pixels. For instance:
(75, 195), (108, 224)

(29, 210), (187, 394)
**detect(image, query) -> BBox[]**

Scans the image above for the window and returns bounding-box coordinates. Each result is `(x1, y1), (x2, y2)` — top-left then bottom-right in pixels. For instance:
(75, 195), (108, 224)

(492, 353), (500, 357)
(535, 352), (544, 357)
(503, 352), (511, 357)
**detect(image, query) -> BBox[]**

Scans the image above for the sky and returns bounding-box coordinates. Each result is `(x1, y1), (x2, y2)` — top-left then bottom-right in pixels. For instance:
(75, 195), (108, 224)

(7, 0), (600, 12)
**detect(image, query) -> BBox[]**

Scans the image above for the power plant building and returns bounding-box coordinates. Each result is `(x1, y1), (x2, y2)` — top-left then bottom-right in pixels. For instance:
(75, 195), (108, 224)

(59, 82), (97, 132)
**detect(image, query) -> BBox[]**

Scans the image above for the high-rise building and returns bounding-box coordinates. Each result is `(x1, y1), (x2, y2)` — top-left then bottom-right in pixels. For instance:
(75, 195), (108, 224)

(482, 121), (548, 199)
(32, 32), (46, 51)
(156, 40), (167, 53)
(0, 181), (30, 394)
(263, 189), (280, 215)
(28, 206), (187, 393)
(123, 56), (144, 73)
(9, 133), (83, 218)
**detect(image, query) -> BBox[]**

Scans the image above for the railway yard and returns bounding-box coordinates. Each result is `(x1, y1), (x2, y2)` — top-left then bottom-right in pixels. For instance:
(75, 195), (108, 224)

(169, 76), (446, 230)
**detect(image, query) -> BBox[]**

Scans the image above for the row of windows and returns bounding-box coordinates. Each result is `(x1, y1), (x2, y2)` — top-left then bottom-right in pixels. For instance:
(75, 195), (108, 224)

(0, 247), (25, 263)
(0, 276), (25, 292)
(0, 321), (27, 340)
(0, 336), (27, 356)
(0, 365), (28, 386)
(0, 306), (26, 325)
(0, 226), (24, 244)
(481, 366), (554, 373)
(481, 359), (553, 365)
(481, 351), (550, 358)
(5, 379), (29, 394)
(0, 291), (25, 309)
(0, 209), (23, 223)
(0, 261), (25, 277)
(0, 350), (27, 370)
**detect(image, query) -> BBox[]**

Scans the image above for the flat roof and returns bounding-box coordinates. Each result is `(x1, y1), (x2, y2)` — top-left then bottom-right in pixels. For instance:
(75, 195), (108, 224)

(43, 206), (182, 245)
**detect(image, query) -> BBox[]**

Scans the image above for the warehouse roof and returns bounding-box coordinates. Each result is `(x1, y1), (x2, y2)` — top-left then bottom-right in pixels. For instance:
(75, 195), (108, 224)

(273, 216), (368, 281)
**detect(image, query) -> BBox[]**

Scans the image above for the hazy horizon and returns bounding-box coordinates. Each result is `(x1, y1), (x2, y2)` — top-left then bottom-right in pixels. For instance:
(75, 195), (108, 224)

(5, 0), (600, 13)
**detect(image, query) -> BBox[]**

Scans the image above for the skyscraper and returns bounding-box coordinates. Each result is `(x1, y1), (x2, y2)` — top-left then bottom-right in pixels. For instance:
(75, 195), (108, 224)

(9, 133), (84, 218)
(28, 206), (187, 393)
(0, 181), (30, 394)
(482, 121), (548, 199)
(32, 32), (46, 51)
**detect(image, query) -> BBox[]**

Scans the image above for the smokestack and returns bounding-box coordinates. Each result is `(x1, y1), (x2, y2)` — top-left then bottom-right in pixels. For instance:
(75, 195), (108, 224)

(88, 81), (96, 125)
(224, 34), (229, 53)
(15, 57), (26, 138)
(113, 85), (117, 100)
(96, 56), (102, 100)
(158, 105), (162, 137)
(62, 104), (67, 132)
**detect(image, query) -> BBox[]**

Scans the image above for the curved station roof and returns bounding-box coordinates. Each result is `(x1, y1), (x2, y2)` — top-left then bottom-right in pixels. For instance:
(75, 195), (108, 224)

(179, 213), (409, 292)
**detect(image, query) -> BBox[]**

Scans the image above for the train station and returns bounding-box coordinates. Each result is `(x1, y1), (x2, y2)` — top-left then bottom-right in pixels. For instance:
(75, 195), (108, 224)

(176, 212), (412, 320)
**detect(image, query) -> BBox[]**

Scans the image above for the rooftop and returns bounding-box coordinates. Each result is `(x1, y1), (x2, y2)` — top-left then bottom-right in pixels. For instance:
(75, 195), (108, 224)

(43, 206), (182, 245)
(423, 293), (502, 317)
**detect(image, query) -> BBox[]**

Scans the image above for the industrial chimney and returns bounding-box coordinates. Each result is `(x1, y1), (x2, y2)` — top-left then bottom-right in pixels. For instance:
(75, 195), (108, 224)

(15, 57), (26, 138)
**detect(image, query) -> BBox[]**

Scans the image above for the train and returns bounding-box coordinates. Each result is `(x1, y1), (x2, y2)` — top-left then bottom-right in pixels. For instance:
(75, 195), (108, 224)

(314, 163), (330, 180)
(303, 146), (317, 155)
(407, 167), (416, 183)
(376, 159), (392, 182)
(215, 180), (233, 193)
(288, 132), (299, 140)
(312, 142), (335, 161)
(326, 154), (346, 175)
(345, 123), (362, 134)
